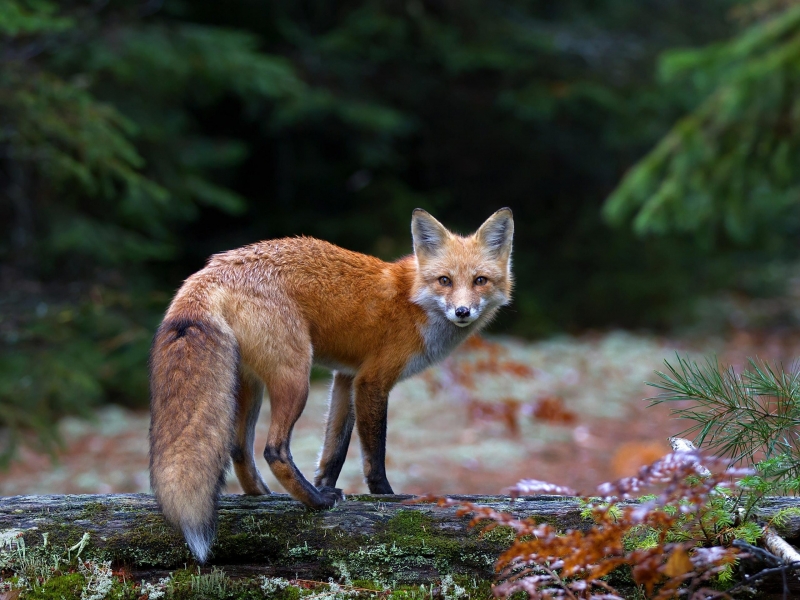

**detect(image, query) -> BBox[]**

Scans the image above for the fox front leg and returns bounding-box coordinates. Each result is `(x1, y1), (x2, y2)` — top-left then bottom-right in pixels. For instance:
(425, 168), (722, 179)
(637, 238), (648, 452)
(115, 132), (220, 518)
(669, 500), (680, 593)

(354, 376), (394, 494)
(314, 372), (355, 489)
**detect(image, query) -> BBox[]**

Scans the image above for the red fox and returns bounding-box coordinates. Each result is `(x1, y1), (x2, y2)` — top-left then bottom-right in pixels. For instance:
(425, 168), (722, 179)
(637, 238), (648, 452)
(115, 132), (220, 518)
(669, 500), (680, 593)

(149, 208), (514, 562)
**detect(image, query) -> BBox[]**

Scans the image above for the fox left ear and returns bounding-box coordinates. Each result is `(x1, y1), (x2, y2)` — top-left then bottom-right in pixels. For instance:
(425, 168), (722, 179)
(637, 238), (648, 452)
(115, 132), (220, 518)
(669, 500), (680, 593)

(476, 207), (514, 258)
(411, 208), (451, 257)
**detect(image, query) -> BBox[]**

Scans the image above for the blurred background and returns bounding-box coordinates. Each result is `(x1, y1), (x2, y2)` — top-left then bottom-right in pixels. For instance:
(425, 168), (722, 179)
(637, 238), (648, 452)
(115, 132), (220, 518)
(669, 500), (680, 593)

(3, 0), (800, 495)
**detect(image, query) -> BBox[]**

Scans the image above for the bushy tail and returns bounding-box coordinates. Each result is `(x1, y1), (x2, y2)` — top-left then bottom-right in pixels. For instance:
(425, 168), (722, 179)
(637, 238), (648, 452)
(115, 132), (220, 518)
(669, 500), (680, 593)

(149, 316), (239, 563)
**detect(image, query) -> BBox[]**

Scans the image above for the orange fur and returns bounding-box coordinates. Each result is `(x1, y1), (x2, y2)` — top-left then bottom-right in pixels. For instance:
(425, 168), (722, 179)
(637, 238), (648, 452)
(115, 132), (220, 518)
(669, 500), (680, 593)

(149, 208), (514, 562)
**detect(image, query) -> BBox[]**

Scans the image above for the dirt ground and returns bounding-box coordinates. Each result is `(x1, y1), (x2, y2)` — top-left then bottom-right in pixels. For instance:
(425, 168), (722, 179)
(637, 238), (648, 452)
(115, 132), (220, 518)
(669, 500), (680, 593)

(3, 328), (800, 498)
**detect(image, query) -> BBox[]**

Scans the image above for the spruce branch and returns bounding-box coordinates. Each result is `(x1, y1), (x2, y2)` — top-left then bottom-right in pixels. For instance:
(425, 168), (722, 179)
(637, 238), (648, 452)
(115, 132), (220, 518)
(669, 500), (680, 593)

(650, 355), (800, 488)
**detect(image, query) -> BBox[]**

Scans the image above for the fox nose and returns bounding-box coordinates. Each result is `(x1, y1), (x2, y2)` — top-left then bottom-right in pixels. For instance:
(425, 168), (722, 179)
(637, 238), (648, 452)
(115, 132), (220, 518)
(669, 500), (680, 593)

(455, 306), (470, 319)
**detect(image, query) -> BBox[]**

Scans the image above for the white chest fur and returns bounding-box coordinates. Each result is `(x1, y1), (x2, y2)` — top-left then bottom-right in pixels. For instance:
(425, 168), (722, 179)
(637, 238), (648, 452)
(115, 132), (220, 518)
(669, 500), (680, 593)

(399, 313), (475, 380)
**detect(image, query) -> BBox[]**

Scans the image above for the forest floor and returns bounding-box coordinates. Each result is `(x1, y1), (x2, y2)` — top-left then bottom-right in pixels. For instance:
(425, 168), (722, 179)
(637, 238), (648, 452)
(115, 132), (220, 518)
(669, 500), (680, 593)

(3, 326), (800, 498)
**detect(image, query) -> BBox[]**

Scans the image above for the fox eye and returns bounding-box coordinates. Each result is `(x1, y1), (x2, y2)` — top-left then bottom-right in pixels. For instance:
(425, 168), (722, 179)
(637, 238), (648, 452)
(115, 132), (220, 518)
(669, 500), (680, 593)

(474, 276), (488, 286)
(438, 276), (451, 286)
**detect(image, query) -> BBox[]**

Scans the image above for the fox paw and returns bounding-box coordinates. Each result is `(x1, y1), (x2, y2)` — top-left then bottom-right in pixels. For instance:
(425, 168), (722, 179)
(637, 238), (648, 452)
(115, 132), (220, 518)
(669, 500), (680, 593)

(316, 485), (345, 508)
(367, 480), (394, 495)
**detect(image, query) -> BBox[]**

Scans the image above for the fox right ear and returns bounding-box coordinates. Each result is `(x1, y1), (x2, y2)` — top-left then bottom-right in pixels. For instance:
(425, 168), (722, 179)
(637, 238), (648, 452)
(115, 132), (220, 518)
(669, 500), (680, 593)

(476, 207), (514, 259)
(411, 209), (450, 257)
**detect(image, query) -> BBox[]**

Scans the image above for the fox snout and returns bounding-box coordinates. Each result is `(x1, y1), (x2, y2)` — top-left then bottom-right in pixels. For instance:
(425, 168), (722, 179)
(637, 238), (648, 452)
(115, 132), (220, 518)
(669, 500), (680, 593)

(450, 307), (474, 327)
(446, 298), (483, 327)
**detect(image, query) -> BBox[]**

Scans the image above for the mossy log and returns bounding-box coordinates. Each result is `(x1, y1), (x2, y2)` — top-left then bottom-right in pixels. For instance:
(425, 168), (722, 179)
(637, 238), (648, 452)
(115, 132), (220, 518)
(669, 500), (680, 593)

(1, 493), (800, 585)
(0, 493), (577, 583)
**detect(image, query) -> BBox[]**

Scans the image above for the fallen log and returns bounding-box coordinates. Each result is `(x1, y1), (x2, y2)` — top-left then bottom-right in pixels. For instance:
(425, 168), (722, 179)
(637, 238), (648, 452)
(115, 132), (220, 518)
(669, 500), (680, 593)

(0, 493), (585, 583)
(2, 493), (799, 585)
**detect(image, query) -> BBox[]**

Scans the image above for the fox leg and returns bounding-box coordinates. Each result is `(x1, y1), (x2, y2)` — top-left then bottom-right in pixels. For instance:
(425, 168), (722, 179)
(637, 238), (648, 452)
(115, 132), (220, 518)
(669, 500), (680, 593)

(262, 370), (344, 509)
(354, 375), (394, 494)
(232, 370), (270, 495)
(314, 372), (355, 488)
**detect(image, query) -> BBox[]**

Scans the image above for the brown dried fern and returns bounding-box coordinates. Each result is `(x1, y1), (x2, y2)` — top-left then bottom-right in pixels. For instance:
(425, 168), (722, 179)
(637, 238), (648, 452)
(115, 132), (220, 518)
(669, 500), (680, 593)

(422, 451), (753, 600)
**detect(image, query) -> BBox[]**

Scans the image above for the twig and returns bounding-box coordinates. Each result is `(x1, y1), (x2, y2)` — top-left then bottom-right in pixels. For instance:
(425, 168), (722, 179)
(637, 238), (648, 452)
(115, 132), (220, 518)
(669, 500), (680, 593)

(541, 563), (579, 600)
(732, 540), (782, 566)
(723, 560), (800, 599)
(668, 437), (712, 477)
(732, 540), (800, 600)
(763, 526), (800, 570)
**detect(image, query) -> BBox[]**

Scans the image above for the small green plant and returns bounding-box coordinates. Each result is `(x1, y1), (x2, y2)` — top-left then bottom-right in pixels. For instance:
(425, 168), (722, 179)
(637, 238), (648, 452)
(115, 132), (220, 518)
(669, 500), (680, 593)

(190, 567), (231, 597)
(650, 355), (800, 492)
(76, 559), (114, 600)
(141, 576), (171, 599)
(0, 531), (68, 593)
(0, 530), (143, 599)
(438, 574), (467, 600)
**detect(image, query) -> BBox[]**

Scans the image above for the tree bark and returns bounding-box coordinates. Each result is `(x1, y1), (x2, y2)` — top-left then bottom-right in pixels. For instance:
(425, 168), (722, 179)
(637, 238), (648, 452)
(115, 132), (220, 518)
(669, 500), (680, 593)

(1, 493), (799, 584)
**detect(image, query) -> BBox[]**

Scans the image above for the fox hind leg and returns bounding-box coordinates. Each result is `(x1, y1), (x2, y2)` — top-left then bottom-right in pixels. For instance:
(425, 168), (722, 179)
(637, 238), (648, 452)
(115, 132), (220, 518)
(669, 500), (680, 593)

(314, 372), (355, 488)
(232, 370), (271, 495)
(262, 367), (344, 509)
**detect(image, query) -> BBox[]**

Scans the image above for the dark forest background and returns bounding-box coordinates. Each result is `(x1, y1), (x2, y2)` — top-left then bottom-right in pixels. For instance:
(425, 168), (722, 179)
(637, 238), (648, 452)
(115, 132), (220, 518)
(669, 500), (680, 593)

(3, 0), (800, 460)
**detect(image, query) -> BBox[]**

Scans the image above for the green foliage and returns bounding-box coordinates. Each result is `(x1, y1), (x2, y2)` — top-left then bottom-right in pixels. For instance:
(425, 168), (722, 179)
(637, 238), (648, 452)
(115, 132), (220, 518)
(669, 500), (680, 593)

(0, 1), (333, 456)
(0, 0), (72, 36)
(0, 282), (162, 463)
(768, 505), (800, 528)
(605, 3), (800, 244)
(650, 355), (800, 492)
(587, 488), (761, 561)
(0, 0), (743, 459)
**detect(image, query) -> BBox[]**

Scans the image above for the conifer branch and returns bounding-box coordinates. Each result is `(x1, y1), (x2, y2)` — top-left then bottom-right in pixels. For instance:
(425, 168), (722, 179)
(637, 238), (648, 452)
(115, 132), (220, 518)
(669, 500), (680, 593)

(650, 355), (800, 489)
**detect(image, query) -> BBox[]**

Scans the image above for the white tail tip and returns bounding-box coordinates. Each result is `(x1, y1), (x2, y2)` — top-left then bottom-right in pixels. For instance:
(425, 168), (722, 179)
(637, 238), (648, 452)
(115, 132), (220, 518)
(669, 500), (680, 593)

(182, 525), (212, 564)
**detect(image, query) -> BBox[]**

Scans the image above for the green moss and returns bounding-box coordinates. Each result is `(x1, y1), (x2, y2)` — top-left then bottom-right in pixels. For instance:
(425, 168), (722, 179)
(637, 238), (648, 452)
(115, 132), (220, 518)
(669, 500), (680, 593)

(168, 567), (196, 587)
(105, 514), (188, 566)
(386, 510), (435, 538)
(351, 579), (384, 591)
(345, 495), (411, 503)
(319, 508), (505, 587)
(20, 523), (94, 552)
(213, 507), (331, 565)
(9, 560), (495, 600)
(476, 525), (516, 545)
(384, 578), (494, 600)
(275, 584), (302, 600)
(451, 575), (494, 600)
(25, 572), (84, 600)
(385, 509), (501, 570)
(79, 501), (112, 522)
(5, 499), (518, 593)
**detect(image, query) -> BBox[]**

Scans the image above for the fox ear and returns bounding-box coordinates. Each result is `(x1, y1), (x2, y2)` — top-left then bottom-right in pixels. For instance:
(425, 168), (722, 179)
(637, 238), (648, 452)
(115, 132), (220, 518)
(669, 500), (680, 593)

(476, 207), (514, 258)
(411, 209), (450, 257)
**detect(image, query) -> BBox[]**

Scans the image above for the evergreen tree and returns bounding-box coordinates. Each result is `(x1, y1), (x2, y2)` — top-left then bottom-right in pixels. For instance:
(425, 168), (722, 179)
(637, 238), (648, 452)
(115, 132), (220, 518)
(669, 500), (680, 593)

(0, 0), (737, 460)
(605, 2), (800, 246)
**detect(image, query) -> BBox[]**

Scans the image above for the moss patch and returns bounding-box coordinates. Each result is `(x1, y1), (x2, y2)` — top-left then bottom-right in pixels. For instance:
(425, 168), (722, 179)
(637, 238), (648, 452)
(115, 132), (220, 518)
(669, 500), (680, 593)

(24, 572), (85, 600)
(104, 514), (188, 566)
(319, 508), (504, 586)
(78, 502), (112, 522)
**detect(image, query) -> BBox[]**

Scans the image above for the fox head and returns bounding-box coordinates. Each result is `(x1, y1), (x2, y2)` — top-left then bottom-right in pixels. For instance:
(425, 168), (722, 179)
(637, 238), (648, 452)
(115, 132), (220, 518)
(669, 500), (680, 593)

(411, 208), (514, 328)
